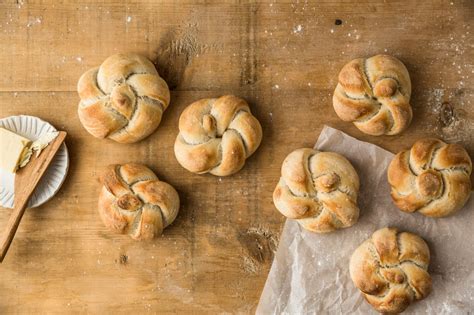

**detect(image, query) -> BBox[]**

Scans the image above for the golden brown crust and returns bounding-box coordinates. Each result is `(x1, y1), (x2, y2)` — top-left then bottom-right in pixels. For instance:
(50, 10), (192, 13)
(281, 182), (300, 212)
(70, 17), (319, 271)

(333, 54), (412, 136)
(174, 95), (262, 176)
(98, 163), (179, 240)
(388, 138), (472, 217)
(77, 53), (170, 143)
(350, 227), (432, 313)
(272, 148), (360, 233)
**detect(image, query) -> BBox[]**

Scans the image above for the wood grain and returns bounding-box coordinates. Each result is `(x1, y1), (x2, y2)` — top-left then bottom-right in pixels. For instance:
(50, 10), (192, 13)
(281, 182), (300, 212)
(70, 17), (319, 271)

(0, 0), (472, 313)
(0, 131), (66, 262)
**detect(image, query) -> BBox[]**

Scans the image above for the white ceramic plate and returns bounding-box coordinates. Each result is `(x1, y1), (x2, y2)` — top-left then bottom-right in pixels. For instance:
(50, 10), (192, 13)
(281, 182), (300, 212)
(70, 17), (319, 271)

(0, 115), (69, 208)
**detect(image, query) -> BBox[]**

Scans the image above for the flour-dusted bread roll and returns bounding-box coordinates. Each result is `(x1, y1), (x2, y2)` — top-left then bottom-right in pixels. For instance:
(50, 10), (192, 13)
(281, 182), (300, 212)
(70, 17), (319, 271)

(98, 163), (179, 240)
(333, 54), (412, 136)
(350, 227), (432, 314)
(273, 148), (360, 233)
(78, 53), (170, 143)
(388, 138), (472, 217)
(174, 95), (263, 176)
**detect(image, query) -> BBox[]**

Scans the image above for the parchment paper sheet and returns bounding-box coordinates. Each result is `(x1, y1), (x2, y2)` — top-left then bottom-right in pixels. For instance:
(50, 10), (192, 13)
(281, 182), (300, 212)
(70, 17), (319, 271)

(257, 126), (474, 314)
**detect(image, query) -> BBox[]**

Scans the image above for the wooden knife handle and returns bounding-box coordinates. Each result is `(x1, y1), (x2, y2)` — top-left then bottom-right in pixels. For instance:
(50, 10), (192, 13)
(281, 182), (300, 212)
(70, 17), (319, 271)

(0, 199), (29, 262)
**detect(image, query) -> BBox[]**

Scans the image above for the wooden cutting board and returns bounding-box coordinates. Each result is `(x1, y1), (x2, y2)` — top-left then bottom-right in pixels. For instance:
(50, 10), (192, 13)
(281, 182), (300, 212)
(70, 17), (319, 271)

(0, 1), (472, 313)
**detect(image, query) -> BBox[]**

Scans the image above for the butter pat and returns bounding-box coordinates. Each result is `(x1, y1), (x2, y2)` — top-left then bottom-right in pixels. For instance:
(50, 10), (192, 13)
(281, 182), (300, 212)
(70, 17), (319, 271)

(0, 127), (32, 173)
(18, 131), (60, 169)
(31, 131), (59, 157)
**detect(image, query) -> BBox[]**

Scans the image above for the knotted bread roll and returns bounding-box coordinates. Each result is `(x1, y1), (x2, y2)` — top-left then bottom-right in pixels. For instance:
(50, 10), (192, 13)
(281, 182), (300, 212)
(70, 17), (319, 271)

(174, 95), (262, 176)
(78, 53), (170, 143)
(388, 138), (472, 217)
(98, 163), (179, 240)
(273, 148), (359, 233)
(333, 54), (412, 136)
(350, 227), (432, 314)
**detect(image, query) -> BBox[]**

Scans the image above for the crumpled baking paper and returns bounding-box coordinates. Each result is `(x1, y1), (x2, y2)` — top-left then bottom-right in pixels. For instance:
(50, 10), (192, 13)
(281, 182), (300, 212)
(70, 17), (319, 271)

(257, 126), (473, 314)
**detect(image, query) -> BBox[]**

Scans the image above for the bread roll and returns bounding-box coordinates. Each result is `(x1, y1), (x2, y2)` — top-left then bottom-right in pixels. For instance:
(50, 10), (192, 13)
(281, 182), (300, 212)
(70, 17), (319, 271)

(98, 163), (179, 240)
(350, 227), (432, 313)
(174, 95), (262, 176)
(333, 54), (412, 136)
(388, 138), (472, 217)
(273, 148), (360, 233)
(78, 53), (170, 143)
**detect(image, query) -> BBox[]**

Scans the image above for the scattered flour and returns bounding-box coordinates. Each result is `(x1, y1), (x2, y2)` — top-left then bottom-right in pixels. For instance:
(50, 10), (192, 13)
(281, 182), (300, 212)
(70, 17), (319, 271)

(293, 24), (303, 34)
(242, 256), (260, 274)
(26, 16), (42, 27)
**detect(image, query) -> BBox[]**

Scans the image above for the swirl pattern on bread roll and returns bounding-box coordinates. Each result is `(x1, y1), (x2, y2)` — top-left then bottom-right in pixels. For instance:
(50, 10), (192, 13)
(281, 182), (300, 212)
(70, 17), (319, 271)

(350, 227), (432, 314)
(273, 148), (359, 233)
(388, 138), (472, 217)
(98, 163), (179, 240)
(78, 53), (170, 143)
(174, 95), (262, 176)
(333, 54), (412, 135)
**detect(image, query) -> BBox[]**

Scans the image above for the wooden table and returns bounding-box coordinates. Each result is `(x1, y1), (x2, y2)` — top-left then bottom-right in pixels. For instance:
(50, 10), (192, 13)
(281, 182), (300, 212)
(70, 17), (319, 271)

(0, 1), (472, 313)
